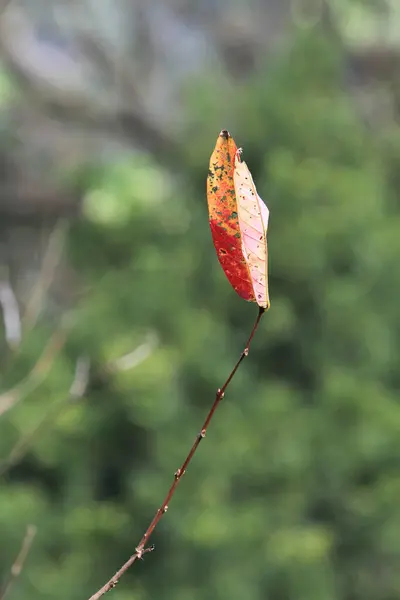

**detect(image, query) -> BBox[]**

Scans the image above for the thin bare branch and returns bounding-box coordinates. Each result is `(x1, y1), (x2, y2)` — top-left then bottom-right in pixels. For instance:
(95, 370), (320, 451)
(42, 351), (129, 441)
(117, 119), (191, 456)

(88, 307), (265, 600)
(0, 356), (90, 477)
(0, 278), (21, 349)
(0, 9), (180, 166)
(0, 328), (66, 418)
(22, 219), (68, 331)
(0, 524), (37, 600)
(69, 355), (90, 400)
(106, 332), (159, 373)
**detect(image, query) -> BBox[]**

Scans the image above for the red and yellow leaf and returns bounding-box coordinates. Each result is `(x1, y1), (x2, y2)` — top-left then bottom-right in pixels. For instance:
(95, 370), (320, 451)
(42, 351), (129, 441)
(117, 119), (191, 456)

(234, 149), (270, 310)
(206, 130), (255, 302)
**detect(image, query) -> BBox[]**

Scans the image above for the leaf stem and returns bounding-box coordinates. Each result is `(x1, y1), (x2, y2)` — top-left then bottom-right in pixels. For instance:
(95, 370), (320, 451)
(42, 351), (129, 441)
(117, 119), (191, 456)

(88, 306), (265, 600)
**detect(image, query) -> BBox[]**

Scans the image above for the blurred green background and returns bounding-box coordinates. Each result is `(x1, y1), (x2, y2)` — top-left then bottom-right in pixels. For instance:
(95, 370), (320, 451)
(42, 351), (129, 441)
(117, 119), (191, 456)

(0, 1), (400, 599)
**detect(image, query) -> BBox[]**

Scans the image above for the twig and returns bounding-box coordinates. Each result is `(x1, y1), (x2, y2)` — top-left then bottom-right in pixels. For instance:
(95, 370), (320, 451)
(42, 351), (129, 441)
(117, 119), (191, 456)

(22, 219), (68, 331)
(88, 306), (265, 600)
(106, 333), (159, 373)
(0, 356), (90, 477)
(0, 10), (180, 169)
(0, 328), (67, 418)
(0, 278), (22, 349)
(0, 524), (37, 600)
(68, 356), (91, 400)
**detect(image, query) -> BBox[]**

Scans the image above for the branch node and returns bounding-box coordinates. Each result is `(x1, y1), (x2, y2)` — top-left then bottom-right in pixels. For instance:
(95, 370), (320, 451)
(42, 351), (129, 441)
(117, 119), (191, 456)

(136, 545), (155, 561)
(174, 469), (181, 479)
(217, 388), (225, 399)
(243, 348), (249, 357)
(198, 429), (206, 440)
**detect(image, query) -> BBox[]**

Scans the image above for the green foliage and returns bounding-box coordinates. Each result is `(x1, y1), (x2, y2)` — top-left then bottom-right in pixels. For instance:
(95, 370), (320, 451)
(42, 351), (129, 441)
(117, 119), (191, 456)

(1, 31), (400, 600)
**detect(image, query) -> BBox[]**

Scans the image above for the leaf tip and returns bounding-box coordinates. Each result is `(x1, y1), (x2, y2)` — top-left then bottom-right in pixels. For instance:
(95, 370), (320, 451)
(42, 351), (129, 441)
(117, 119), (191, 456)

(219, 129), (231, 139)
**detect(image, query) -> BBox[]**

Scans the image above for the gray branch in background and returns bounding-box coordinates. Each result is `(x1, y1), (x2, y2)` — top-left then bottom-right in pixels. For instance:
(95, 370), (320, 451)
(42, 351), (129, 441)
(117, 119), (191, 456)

(0, 328), (67, 418)
(0, 278), (21, 349)
(0, 330), (158, 477)
(69, 355), (90, 400)
(0, 524), (37, 600)
(22, 219), (68, 331)
(0, 2), (181, 166)
(106, 332), (159, 373)
(0, 355), (90, 477)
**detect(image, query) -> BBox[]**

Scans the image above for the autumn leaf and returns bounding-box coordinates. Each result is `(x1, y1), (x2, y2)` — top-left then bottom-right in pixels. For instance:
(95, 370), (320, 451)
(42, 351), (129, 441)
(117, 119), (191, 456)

(206, 130), (270, 309)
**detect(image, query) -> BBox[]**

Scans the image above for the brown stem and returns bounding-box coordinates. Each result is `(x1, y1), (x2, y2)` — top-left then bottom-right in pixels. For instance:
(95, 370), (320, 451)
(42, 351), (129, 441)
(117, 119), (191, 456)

(0, 525), (37, 600)
(88, 306), (265, 600)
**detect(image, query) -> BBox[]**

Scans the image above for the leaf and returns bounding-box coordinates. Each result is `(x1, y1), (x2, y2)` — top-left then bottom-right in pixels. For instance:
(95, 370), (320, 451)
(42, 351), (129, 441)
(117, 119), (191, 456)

(206, 130), (256, 303)
(206, 131), (270, 309)
(234, 149), (270, 310)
